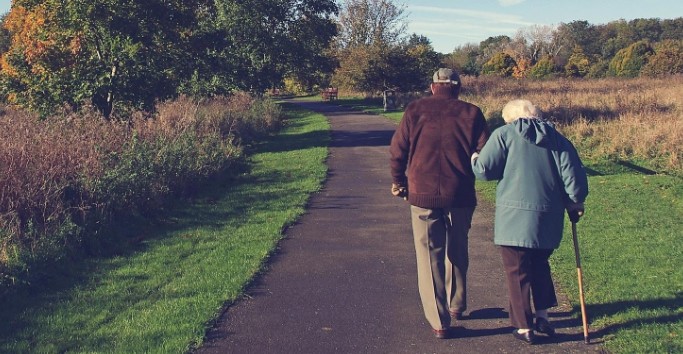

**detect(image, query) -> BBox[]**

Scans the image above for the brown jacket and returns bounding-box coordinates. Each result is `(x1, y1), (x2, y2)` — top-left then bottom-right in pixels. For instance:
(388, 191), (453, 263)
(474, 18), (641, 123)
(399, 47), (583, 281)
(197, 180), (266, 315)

(390, 90), (490, 208)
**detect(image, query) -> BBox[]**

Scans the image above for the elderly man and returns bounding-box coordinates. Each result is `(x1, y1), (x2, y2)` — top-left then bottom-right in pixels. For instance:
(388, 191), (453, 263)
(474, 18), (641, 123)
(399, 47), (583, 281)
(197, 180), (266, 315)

(390, 68), (490, 339)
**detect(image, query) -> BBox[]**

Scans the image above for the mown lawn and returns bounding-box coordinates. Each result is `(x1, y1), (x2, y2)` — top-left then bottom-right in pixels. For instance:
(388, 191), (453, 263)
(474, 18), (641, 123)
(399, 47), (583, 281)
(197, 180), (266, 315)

(0, 103), (329, 353)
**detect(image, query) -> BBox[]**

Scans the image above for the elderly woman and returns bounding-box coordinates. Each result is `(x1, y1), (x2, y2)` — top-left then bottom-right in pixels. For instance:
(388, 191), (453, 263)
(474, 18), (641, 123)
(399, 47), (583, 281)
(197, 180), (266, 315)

(471, 99), (588, 344)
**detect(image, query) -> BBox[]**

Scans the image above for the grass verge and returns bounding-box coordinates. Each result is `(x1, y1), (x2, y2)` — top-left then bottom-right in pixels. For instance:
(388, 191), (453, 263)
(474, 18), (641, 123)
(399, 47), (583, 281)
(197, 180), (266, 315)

(0, 103), (329, 353)
(337, 96), (682, 353)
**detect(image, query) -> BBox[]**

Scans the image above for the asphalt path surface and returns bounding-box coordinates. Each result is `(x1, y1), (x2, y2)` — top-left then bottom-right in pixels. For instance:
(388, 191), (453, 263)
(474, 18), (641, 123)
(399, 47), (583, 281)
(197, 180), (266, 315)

(196, 100), (604, 354)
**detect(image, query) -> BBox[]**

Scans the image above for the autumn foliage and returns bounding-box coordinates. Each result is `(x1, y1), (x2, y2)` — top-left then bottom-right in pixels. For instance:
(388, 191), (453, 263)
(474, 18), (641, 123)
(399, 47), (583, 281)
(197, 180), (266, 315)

(0, 1), (338, 117)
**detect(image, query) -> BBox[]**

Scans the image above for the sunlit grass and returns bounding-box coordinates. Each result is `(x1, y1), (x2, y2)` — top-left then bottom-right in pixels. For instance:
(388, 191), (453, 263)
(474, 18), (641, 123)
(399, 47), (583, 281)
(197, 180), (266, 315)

(550, 171), (682, 354)
(456, 75), (682, 352)
(474, 150), (683, 354)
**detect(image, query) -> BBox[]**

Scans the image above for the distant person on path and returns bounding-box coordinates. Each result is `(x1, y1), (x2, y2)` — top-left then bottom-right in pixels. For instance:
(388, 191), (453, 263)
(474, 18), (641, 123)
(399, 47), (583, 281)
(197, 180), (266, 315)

(471, 99), (589, 345)
(389, 68), (490, 339)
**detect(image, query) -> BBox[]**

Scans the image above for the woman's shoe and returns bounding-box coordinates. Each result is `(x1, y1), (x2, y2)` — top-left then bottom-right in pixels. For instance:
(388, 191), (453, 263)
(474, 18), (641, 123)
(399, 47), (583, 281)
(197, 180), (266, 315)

(512, 329), (536, 344)
(432, 328), (453, 339)
(534, 317), (556, 337)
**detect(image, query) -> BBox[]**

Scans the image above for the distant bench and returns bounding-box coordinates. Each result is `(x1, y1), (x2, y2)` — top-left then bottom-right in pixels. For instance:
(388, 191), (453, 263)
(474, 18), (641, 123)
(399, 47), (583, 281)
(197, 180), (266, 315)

(321, 87), (338, 101)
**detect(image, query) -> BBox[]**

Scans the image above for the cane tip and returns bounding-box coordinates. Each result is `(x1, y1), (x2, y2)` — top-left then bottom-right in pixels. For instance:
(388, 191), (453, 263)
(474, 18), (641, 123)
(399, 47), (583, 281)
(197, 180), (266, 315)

(584, 338), (590, 344)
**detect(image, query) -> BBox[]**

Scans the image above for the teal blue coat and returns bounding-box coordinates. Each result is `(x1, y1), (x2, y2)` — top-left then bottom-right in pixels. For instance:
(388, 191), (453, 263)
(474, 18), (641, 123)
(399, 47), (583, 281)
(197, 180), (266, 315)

(472, 118), (588, 249)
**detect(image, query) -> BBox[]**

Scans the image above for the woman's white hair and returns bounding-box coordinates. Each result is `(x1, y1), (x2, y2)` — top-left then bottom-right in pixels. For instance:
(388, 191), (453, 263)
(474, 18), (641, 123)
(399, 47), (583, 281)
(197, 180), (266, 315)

(501, 99), (542, 123)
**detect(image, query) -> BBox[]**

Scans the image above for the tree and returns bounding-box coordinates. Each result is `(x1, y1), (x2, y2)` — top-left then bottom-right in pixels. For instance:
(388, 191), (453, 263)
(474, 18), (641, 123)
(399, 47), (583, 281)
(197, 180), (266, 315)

(641, 39), (683, 77)
(629, 18), (663, 42)
(331, 45), (373, 90)
(512, 58), (532, 78)
(481, 52), (516, 77)
(553, 21), (600, 61)
(528, 56), (555, 79)
(445, 43), (481, 76)
(208, 0), (337, 93)
(511, 25), (557, 64)
(333, 37), (436, 93)
(1, 1), (202, 117)
(332, 0), (410, 93)
(565, 47), (591, 77)
(661, 17), (683, 40)
(608, 40), (654, 77)
(0, 14), (9, 54)
(586, 59), (610, 78)
(335, 0), (407, 49)
(479, 35), (511, 66)
(0, 0), (339, 116)
(401, 34), (441, 90)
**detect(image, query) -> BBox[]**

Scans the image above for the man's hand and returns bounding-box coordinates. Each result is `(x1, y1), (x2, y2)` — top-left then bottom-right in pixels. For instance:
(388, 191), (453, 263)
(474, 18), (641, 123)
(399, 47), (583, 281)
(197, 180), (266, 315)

(567, 202), (585, 223)
(391, 183), (408, 200)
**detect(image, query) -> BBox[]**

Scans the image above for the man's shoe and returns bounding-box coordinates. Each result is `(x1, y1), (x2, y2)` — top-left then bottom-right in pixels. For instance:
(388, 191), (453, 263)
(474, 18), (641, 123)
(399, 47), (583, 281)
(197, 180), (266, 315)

(449, 310), (464, 320)
(534, 317), (556, 337)
(432, 328), (452, 339)
(512, 329), (536, 344)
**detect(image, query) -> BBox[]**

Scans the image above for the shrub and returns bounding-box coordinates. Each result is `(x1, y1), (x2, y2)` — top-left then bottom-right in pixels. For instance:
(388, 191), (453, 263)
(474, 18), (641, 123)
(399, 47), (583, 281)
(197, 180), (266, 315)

(608, 40), (655, 77)
(641, 39), (683, 77)
(528, 56), (556, 79)
(586, 59), (610, 78)
(565, 48), (591, 77)
(0, 94), (281, 288)
(481, 52), (516, 77)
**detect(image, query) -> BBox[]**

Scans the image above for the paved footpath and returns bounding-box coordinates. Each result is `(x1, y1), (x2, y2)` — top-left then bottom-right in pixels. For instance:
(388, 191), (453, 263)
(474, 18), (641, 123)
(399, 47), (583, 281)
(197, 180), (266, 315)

(196, 101), (604, 354)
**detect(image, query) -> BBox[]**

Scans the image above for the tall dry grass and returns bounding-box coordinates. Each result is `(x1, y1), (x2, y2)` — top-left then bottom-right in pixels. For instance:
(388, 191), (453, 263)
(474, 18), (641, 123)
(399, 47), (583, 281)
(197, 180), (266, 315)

(0, 94), (281, 286)
(460, 75), (683, 173)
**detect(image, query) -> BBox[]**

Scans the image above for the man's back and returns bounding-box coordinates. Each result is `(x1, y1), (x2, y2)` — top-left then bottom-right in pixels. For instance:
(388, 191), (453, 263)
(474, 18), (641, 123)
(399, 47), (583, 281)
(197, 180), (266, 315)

(390, 92), (489, 208)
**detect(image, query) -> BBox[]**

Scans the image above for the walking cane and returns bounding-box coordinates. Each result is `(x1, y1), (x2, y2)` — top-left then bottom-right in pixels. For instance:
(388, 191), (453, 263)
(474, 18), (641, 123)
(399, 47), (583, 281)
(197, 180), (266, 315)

(571, 216), (590, 344)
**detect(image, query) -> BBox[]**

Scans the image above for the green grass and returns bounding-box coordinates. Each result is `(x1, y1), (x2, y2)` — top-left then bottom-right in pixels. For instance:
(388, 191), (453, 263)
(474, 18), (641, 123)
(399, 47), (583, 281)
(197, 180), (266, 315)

(550, 171), (682, 354)
(0, 103), (329, 353)
(472, 144), (683, 354)
(475, 166), (682, 354)
(473, 150), (682, 354)
(337, 96), (683, 353)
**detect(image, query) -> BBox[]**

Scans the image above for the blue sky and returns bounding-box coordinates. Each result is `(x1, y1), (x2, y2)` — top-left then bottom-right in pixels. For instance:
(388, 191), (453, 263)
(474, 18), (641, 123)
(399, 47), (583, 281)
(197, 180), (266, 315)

(1, 0), (682, 53)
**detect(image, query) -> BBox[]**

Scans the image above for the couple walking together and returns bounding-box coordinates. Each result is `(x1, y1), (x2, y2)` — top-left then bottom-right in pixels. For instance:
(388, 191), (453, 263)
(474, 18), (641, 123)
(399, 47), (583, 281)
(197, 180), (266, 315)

(389, 68), (589, 345)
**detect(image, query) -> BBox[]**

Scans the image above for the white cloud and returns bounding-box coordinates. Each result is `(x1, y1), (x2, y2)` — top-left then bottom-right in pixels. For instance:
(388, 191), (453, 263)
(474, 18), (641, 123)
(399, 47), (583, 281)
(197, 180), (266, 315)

(409, 20), (519, 37)
(407, 5), (535, 27)
(405, 5), (539, 52)
(408, 19), (521, 48)
(498, 0), (526, 7)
